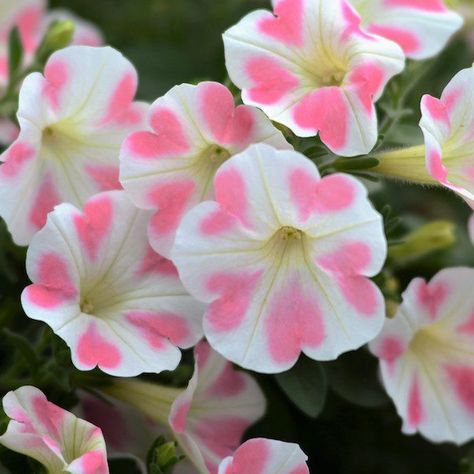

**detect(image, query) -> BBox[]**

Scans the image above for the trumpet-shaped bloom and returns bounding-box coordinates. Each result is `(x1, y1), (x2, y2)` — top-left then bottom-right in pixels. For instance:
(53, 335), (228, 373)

(106, 341), (266, 474)
(218, 438), (309, 474)
(120, 81), (290, 257)
(349, 0), (462, 60)
(21, 191), (204, 377)
(223, 0), (404, 156)
(420, 66), (474, 208)
(0, 386), (108, 474)
(0, 45), (146, 245)
(370, 268), (474, 444)
(172, 144), (387, 373)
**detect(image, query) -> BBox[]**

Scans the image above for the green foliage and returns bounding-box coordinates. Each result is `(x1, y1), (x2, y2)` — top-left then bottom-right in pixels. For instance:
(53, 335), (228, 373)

(147, 436), (183, 474)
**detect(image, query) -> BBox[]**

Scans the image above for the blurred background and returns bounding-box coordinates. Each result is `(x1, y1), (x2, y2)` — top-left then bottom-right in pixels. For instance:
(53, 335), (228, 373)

(2, 0), (474, 472)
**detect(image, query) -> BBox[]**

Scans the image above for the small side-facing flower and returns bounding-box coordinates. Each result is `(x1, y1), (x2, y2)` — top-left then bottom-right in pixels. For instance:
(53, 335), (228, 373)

(0, 45), (146, 245)
(0, 386), (108, 474)
(370, 267), (474, 444)
(106, 341), (266, 474)
(172, 144), (387, 373)
(120, 81), (290, 257)
(21, 190), (204, 377)
(420, 65), (474, 208)
(349, 0), (462, 60)
(223, 0), (404, 156)
(218, 438), (309, 474)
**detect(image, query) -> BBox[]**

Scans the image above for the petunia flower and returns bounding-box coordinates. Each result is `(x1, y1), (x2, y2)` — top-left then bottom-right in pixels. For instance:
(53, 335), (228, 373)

(222, 0), (404, 157)
(105, 340), (266, 474)
(21, 190), (204, 377)
(370, 267), (474, 444)
(218, 438), (309, 474)
(171, 144), (387, 373)
(120, 81), (290, 257)
(349, 0), (463, 60)
(0, 45), (146, 245)
(0, 385), (108, 474)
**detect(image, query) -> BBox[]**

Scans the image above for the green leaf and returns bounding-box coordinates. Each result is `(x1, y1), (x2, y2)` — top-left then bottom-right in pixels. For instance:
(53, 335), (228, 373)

(275, 356), (327, 418)
(460, 447), (474, 474)
(147, 436), (183, 474)
(324, 349), (389, 408)
(7, 27), (23, 85)
(2, 328), (39, 371)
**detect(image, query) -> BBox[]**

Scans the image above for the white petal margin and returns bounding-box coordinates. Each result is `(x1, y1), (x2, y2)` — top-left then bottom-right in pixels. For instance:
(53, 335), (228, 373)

(172, 144), (387, 373)
(168, 341), (267, 474)
(0, 386), (108, 473)
(370, 267), (474, 444)
(21, 190), (204, 377)
(0, 45), (147, 246)
(223, 0), (404, 156)
(419, 66), (474, 208)
(120, 81), (290, 258)
(350, 0), (463, 60)
(218, 438), (309, 474)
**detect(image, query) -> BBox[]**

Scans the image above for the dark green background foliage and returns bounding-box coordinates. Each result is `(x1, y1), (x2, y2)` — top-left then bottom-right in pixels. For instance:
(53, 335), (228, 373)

(1, 1), (474, 473)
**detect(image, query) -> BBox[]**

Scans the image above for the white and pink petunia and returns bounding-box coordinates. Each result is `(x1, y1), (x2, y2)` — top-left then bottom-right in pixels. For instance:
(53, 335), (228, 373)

(0, 45), (146, 245)
(0, 386), (108, 474)
(120, 81), (290, 257)
(21, 190), (204, 377)
(420, 66), (474, 208)
(349, 0), (463, 60)
(106, 341), (266, 474)
(172, 144), (387, 373)
(223, 0), (404, 156)
(218, 438), (309, 474)
(370, 267), (474, 444)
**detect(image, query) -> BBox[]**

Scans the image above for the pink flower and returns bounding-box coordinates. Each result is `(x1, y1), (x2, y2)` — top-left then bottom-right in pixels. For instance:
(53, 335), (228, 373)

(218, 438), (309, 474)
(171, 144), (387, 373)
(106, 341), (266, 474)
(0, 386), (108, 473)
(0, 45), (147, 245)
(21, 191), (204, 377)
(349, 0), (462, 60)
(370, 267), (474, 444)
(223, 0), (404, 156)
(420, 66), (474, 208)
(120, 81), (290, 257)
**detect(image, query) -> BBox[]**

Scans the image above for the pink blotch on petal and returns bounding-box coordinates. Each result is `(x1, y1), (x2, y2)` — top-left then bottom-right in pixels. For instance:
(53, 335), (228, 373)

(199, 83), (254, 146)
(407, 375), (424, 429)
(214, 167), (249, 227)
(26, 253), (77, 308)
(446, 366), (474, 413)
(207, 271), (263, 332)
(74, 194), (114, 261)
(29, 174), (60, 230)
(85, 164), (121, 191)
(200, 208), (236, 236)
(205, 363), (246, 398)
(195, 340), (212, 369)
(293, 88), (348, 151)
(33, 396), (62, 438)
(0, 142), (35, 177)
(379, 337), (405, 371)
(246, 56), (299, 105)
(266, 278), (325, 364)
(341, 1), (370, 41)
(314, 174), (355, 212)
(169, 401), (191, 433)
(77, 323), (121, 369)
(148, 180), (196, 238)
(17, 5), (43, 54)
(126, 311), (190, 348)
(149, 107), (190, 154)
(43, 59), (69, 110)
(423, 96), (450, 125)
(80, 451), (108, 472)
(368, 25), (420, 55)
(349, 63), (385, 114)
(136, 245), (178, 277)
(384, 0), (446, 12)
(258, 0), (304, 46)
(100, 73), (137, 125)
(318, 241), (371, 274)
(416, 279), (447, 319)
(427, 150), (448, 183)
(289, 168), (318, 221)
(233, 439), (269, 474)
(339, 277), (379, 316)
(290, 467), (310, 474)
(457, 312), (474, 336)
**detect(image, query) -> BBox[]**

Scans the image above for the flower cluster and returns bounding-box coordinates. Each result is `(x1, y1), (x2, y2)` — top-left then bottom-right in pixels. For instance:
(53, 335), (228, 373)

(0, 0), (473, 472)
